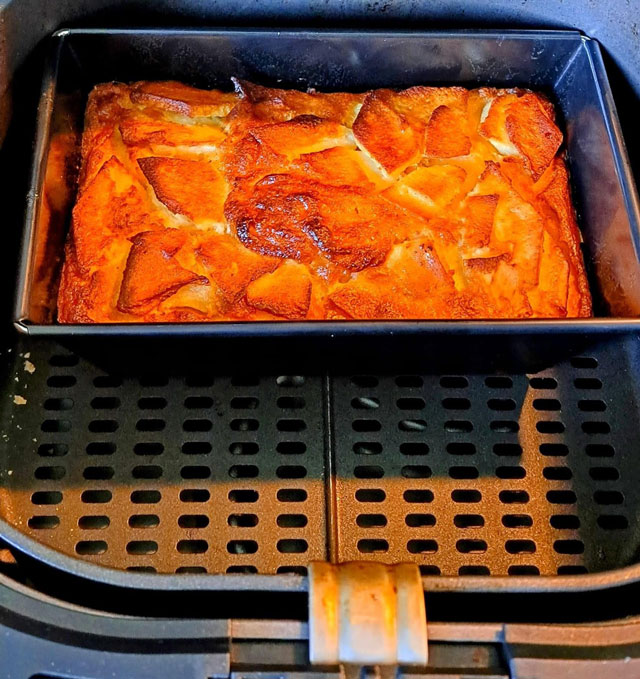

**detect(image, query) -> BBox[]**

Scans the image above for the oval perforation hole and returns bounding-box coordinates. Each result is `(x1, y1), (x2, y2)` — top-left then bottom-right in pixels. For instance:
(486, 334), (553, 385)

(131, 490), (161, 504)
(88, 419), (117, 433)
(586, 444), (615, 457)
(536, 421), (565, 434)
(276, 465), (307, 479)
(398, 419), (427, 432)
(230, 489), (259, 503)
(589, 466), (620, 481)
(181, 465), (211, 479)
(405, 513), (435, 527)
(408, 539), (438, 554)
(83, 466), (114, 480)
(353, 442), (382, 455)
(229, 442), (258, 456)
(597, 515), (629, 530)
(93, 376), (121, 388)
(571, 356), (598, 369)
(449, 466), (479, 479)
(276, 375), (305, 387)
(420, 565), (441, 575)
(452, 489), (481, 503)
(277, 396), (305, 409)
(401, 465), (431, 478)
(539, 443), (569, 457)
(76, 540), (107, 555)
(502, 514), (533, 528)
(81, 489), (112, 504)
(352, 419), (381, 432)
(454, 514), (484, 528)
(185, 396), (214, 409)
(91, 397), (120, 410)
(178, 540), (208, 554)
(554, 539), (585, 554)
(277, 441), (306, 455)
(403, 489), (433, 503)
(277, 566), (307, 575)
(178, 566), (208, 573)
(533, 399), (561, 411)
(396, 375), (423, 387)
(230, 397), (258, 409)
(485, 376), (513, 389)
(579, 399), (606, 412)
(508, 565), (540, 575)
(28, 515), (60, 529)
(594, 490), (624, 505)
(582, 421), (611, 434)
(499, 490), (529, 504)
(229, 465), (259, 479)
(496, 466), (525, 479)
(127, 540), (158, 555)
(277, 514), (307, 528)
(490, 421), (519, 433)
(227, 540), (257, 554)
(400, 442), (429, 456)
(488, 398), (516, 411)
(180, 489), (210, 502)
(351, 396), (380, 410)
(547, 490), (577, 504)
(135, 442), (164, 456)
(456, 539), (487, 553)
(228, 513), (258, 527)
(574, 378), (602, 390)
(230, 418), (258, 432)
(186, 375), (214, 387)
(41, 419), (71, 433)
(133, 465), (163, 479)
(183, 419), (212, 432)
(226, 565), (257, 574)
(397, 397), (425, 410)
(445, 420), (473, 433)
(506, 539), (536, 554)
(44, 398), (74, 411)
(277, 539), (308, 553)
(356, 513), (388, 528)
(38, 443), (69, 457)
(354, 465), (384, 479)
(529, 377), (558, 389)
(459, 565), (490, 575)
(34, 465), (66, 480)
(440, 376), (468, 388)
(543, 466), (572, 480)
(129, 514), (160, 528)
(356, 488), (386, 503)
(137, 419), (165, 432)
(277, 489), (307, 502)
(179, 514), (209, 528)
(442, 397), (471, 410)
(550, 515), (580, 529)
(138, 397), (167, 410)
(277, 419), (306, 432)
(447, 442), (476, 455)
(357, 539), (388, 553)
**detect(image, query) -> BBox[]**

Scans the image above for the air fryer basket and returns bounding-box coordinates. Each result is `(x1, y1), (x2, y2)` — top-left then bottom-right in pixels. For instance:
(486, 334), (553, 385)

(3, 28), (640, 598)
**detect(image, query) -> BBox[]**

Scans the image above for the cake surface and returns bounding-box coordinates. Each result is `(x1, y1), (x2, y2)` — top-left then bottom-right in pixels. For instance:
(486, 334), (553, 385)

(57, 79), (592, 322)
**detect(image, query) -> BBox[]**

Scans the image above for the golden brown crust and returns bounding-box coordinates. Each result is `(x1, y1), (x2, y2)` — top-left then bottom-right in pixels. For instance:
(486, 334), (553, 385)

(58, 80), (592, 322)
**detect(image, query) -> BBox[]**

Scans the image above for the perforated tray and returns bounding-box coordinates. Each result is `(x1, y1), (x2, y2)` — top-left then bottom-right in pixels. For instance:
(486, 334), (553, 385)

(1, 335), (639, 587)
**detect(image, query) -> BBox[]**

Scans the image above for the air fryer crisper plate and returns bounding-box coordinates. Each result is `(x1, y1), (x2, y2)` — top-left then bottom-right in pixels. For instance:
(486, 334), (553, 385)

(13, 29), (640, 345)
(2, 332), (640, 594)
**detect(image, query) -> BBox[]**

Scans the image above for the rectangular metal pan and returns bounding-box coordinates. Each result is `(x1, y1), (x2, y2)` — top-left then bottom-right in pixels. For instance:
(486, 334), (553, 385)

(12, 28), (640, 373)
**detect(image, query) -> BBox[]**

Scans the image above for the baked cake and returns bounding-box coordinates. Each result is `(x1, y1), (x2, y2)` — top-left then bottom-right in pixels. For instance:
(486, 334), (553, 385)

(57, 79), (592, 322)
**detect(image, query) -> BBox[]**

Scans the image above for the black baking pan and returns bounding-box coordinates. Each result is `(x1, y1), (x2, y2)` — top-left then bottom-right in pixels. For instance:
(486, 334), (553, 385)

(12, 29), (640, 373)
